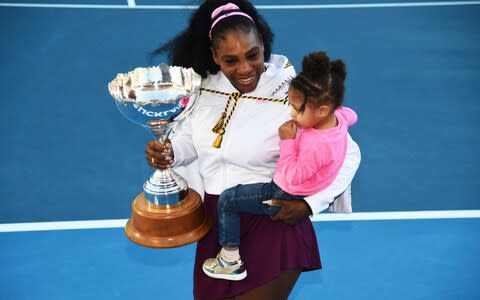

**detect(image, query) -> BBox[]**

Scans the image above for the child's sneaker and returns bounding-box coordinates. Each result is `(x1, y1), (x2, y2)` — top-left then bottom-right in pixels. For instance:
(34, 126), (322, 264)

(202, 253), (247, 281)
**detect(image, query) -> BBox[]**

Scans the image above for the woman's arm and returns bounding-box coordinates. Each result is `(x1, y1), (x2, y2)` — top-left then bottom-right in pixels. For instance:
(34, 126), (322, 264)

(170, 116), (198, 167)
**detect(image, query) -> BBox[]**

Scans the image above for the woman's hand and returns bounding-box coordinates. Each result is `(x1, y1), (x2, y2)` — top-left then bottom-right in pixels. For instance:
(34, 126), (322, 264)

(269, 199), (312, 225)
(145, 140), (174, 169)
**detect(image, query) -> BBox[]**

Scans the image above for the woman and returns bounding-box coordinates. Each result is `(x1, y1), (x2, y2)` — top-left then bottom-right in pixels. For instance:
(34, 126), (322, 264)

(145, 1), (361, 299)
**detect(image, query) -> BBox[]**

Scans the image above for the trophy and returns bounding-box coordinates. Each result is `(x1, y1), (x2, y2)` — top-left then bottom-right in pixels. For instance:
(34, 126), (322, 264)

(108, 64), (211, 248)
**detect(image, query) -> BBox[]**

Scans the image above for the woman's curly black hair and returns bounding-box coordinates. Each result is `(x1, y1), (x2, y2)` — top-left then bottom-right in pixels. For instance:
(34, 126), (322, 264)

(151, 0), (274, 78)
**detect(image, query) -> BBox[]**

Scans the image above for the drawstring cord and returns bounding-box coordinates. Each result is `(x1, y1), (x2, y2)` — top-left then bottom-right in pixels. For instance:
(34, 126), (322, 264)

(201, 88), (288, 148)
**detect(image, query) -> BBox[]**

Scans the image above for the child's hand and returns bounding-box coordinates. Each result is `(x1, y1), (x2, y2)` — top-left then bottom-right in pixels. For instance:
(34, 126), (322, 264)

(279, 120), (297, 140)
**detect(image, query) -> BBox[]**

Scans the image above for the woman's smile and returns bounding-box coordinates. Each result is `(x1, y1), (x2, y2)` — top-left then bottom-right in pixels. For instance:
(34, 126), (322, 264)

(234, 72), (259, 90)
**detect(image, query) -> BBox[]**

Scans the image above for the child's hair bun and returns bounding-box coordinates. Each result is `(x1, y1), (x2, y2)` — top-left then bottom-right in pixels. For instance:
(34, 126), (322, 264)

(292, 50), (347, 109)
(301, 51), (330, 83)
(331, 60), (347, 81)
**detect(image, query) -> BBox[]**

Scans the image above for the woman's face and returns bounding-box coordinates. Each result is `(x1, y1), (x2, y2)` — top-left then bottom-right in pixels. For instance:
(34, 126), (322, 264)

(211, 29), (265, 93)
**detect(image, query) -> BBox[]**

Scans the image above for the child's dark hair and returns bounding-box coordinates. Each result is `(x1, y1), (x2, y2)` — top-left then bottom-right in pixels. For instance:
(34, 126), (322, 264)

(290, 51), (347, 112)
(151, 0), (274, 78)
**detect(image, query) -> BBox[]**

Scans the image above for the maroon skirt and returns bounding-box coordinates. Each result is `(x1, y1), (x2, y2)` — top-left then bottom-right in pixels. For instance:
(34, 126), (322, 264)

(193, 193), (321, 299)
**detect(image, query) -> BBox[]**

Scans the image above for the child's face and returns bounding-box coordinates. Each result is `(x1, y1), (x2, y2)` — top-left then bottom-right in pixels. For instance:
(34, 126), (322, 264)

(288, 86), (326, 129)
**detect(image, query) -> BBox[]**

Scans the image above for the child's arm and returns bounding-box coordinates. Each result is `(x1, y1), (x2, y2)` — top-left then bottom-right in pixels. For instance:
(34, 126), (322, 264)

(277, 140), (324, 186)
(276, 120), (327, 186)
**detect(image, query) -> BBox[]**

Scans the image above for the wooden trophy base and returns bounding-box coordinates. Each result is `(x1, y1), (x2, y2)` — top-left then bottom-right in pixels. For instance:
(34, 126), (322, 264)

(125, 188), (211, 248)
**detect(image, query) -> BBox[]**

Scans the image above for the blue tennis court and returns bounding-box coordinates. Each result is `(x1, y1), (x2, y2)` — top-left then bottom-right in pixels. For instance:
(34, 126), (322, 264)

(1, 1), (479, 299)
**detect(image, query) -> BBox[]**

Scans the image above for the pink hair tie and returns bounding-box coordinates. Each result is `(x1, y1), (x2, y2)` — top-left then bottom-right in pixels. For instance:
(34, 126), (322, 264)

(209, 3), (255, 40)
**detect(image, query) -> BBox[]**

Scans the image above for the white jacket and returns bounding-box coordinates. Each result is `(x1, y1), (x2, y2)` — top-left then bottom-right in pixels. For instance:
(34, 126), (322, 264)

(171, 54), (361, 214)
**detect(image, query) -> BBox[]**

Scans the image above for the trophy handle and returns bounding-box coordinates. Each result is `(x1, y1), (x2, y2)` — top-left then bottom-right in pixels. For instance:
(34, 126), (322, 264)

(143, 120), (188, 206)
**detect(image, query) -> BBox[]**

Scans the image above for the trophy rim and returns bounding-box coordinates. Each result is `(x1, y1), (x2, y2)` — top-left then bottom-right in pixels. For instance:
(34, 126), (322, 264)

(108, 64), (202, 106)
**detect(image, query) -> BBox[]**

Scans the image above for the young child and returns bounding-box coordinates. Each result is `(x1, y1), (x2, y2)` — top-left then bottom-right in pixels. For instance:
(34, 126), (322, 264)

(202, 51), (358, 281)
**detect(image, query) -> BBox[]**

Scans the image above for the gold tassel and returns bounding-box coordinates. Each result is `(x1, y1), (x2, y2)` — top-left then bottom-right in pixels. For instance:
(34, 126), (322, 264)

(212, 112), (226, 133)
(212, 133), (223, 148)
(212, 128), (225, 148)
(211, 93), (240, 148)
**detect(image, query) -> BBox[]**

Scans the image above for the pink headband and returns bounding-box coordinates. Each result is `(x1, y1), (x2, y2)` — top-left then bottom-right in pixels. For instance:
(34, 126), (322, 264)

(209, 3), (255, 40)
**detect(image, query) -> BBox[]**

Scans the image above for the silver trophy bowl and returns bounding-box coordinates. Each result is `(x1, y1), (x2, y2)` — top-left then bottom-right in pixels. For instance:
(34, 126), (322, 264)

(108, 64), (211, 248)
(109, 64), (201, 205)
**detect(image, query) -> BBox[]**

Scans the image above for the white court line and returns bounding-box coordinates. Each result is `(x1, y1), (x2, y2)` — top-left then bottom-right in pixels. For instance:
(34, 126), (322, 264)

(256, 1), (480, 8)
(0, 1), (479, 9)
(126, 0), (135, 8)
(0, 210), (479, 233)
(0, 219), (128, 232)
(310, 209), (480, 221)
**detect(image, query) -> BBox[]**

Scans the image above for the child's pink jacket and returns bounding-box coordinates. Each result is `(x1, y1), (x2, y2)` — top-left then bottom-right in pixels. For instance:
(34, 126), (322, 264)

(273, 106), (357, 195)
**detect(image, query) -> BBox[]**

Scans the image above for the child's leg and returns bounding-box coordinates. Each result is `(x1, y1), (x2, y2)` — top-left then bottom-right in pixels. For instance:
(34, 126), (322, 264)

(217, 182), (274, 247)
(202, 183), (273, 281)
